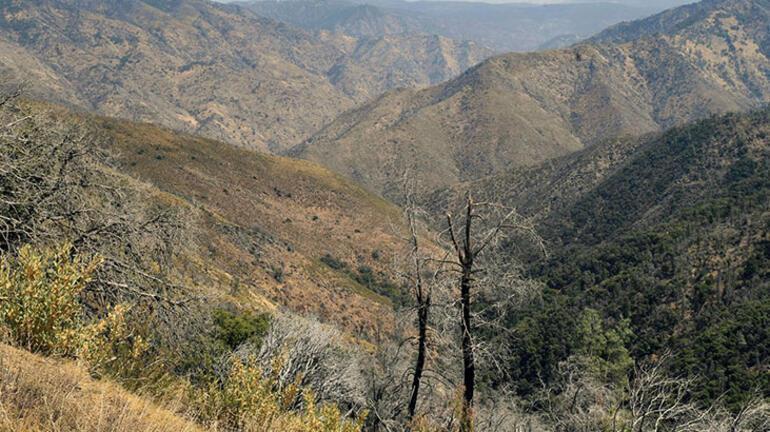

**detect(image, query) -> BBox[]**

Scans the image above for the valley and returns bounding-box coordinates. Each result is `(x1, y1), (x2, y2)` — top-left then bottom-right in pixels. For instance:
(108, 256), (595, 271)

(0, 0), (490, 153)
(0, 0), (768, 431)
(237, 0), (692, 52)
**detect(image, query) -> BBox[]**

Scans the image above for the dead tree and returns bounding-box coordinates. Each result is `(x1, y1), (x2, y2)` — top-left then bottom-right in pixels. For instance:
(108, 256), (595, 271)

(389, 176), (451, 425)
(627, 352), (708, 432)
(402, 185), (453, 424)
(406, 198), (431, 423)
(444, 192), (542, 432)
(0, 89), (199, 351)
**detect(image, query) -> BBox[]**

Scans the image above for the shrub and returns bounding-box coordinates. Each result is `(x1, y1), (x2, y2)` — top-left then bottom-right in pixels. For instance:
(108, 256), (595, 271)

(213, 308), (271, 351)
(253, 315), (366, 409)
(352, 266), (408, 308)
(78, 304), (150, 380)
(320, 254), (347, 270)
(197, 356), (366, 432)
(271, 264), (285, 282)
(0, 244), (151, 381)
(0, 243), (102, 355)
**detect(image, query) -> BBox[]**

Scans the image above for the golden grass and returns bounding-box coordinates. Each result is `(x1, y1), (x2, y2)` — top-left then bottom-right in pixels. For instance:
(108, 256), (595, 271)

(0, 344), (202, 432)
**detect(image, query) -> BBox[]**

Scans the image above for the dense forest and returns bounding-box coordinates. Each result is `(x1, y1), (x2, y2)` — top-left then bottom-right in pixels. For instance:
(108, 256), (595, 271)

(490, 110), (770, 409)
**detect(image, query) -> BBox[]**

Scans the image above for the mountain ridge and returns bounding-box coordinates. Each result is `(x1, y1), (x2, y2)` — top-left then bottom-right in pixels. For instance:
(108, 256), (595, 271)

(239, 0), (675, 52)
(292, 0), (770, 199)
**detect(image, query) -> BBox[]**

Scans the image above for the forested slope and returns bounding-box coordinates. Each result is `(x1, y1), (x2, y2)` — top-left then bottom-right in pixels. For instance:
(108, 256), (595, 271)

(484, 109), (770, 409)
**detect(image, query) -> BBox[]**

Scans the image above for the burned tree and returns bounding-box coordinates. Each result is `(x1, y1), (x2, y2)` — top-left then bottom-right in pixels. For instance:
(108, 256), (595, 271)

(444, 192), (543, 432)
(401, 184), (451, 424)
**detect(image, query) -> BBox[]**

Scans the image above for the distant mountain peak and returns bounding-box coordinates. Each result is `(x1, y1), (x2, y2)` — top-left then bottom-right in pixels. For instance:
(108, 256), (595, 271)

(294, 0), (770, 199)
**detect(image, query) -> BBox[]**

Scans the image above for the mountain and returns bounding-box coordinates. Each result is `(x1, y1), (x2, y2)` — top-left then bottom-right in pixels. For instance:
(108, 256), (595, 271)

(239, 0), (669, 52)
(0, 0), (490, 153)
(237, 0), (425, 38)
(418, 103), (770, 408)
(328, 34), (491, 100)
(292, 0), (770, 199)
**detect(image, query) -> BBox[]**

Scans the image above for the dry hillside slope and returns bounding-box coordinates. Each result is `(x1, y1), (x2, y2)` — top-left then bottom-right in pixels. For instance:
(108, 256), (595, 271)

(100, 114), (411, 333)
(293, 0), (770, 199)
(0, 0), (489, 153)
(26, 100), (418, 335)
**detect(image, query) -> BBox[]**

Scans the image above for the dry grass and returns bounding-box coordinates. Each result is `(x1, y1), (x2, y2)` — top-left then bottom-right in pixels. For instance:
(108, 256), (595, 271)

(0, 344), (202, 432)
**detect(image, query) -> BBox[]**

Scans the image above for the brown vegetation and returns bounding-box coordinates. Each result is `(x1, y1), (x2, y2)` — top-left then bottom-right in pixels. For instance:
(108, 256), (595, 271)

(0, 0), (489, 153)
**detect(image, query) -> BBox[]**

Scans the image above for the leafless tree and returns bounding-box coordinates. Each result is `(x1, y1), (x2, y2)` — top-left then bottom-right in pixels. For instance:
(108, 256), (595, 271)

(443, 192), (543, 432)
(396, 177), (452, 425)
(0, 88), (203, 356)
(686, 394), (770, 432)
(534, 350), (769, 432)
(241, 314), (367, 412)
(474, 389), (549, 432)
(536, 357), (622, 432)
(626, 355), (768, 432)
(405, 200), (433, 423)
(362, 319), (420, 432)
(627, 352), (710, 432)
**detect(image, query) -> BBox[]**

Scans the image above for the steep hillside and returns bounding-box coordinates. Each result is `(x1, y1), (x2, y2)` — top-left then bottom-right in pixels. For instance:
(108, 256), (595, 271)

(424, 132), (650, 225)
(0, 0), (348, 153)
(329, 34), (490, 100)
(591, 0), (762, 44)
(473, 107), (770, 407)
(16, 99), (415, 336)
(0, 0), (489, 153)
(240, 0), (667, 52)
(294, 0), (770, 199)
(101, 115), (416, 334)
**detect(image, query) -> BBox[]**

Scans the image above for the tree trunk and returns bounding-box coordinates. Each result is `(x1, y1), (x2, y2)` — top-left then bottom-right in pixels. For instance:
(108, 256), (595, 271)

(460, 263), (475, 432)
(408, 299), (429, 422)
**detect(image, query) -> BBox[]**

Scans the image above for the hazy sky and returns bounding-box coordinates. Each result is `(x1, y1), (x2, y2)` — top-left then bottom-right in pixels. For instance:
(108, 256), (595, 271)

(218, 0), (694, 3)
(221, 0), (695, 4)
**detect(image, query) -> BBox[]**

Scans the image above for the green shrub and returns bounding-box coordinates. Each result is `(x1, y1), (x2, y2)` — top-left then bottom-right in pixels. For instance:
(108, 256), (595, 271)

(78, 304), (151, 381)
(0, 244), (151, 381)
(0, 244), (101, 355)
(352, 266), (409, 308)
(320, 255), (409, 307)
(213, 308), (271, 351)
(320, 254), (347, 270)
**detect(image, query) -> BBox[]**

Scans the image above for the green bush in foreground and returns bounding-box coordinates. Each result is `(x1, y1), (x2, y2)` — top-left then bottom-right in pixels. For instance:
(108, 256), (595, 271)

(195, 356), (366, 432)
(0, 244), (148, 379)
(0, 244), (101, 355)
